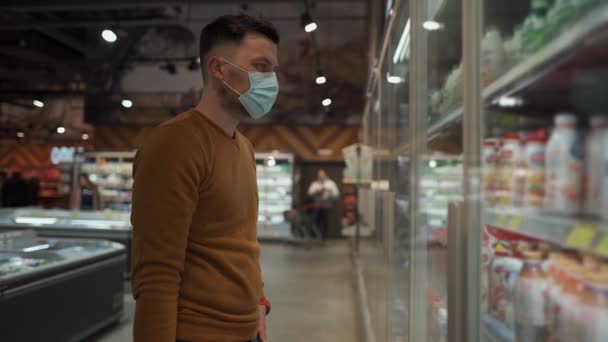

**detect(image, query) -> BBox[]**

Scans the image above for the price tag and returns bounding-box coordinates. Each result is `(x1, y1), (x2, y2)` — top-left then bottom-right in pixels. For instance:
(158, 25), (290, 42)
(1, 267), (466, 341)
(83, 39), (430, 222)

(565, 224), (597, 249)
(507, 216), (524, 231)
(595, 235), (608, 256)
(496, 214), (508, 227)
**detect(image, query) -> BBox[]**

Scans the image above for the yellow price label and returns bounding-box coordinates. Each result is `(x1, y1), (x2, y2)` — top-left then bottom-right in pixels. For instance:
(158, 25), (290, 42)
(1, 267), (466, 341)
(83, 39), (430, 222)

(595, 235), (608, 256)
(566, 224), (597, 249)
(496, 214), (508, 227)
(507, 216), (524, 231)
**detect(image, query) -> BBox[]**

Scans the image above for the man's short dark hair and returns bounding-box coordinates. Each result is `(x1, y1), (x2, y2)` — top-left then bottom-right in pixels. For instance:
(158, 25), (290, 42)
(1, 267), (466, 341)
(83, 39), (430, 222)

(199, 15), (279, 81)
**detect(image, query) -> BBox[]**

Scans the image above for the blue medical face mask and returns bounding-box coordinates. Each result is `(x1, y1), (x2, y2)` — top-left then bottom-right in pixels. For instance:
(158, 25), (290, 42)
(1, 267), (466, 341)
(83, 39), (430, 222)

(222, 59), (279, 119)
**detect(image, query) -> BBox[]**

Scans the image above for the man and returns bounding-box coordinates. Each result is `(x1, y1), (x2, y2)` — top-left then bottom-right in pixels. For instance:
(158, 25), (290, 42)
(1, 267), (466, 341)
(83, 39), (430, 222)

(131, 15), (279, 342)
(307, 169), (340, 240)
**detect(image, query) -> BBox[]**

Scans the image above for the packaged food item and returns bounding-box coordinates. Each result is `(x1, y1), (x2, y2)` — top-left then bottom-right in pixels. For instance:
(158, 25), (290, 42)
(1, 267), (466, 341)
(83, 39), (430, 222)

(581, 273), (608, 342)
(514, 250), (548, 341)
(544, 253), (567, 341)
(585, 116), (608, 217)
(545, 113), (583, 214)
(496, 133), (524, 207)
(483, 138), (500, 207)
(481, 27), (507, 86)
(555, 262), (587, 342)
(490, 251), (523, 329)
(524, 130), (548, 209)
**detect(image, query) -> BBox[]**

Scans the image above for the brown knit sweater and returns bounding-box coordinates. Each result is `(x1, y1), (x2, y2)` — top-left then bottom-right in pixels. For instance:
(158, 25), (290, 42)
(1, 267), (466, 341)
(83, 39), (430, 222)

(131, 109), (263, 342)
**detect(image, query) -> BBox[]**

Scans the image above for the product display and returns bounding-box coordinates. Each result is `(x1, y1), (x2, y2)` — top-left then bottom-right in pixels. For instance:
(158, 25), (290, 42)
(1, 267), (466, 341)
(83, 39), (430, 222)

(60, 151), (136, 212)
(255, 153), (294, 238)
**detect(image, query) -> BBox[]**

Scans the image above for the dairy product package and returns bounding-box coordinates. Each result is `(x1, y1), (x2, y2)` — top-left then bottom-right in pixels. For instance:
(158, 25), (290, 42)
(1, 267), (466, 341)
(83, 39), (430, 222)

(585, 115), (608, 217)
(545, 113), (583, 215)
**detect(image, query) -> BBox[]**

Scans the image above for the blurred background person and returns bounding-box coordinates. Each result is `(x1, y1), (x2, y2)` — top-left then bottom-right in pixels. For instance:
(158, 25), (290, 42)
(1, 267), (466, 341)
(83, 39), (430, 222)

(307, 169), (340, 240)
(2, 172), (29, 207)
(0, 170), (6, 207)
(27, 177), (41, 207)
(71, 173), (101, 211)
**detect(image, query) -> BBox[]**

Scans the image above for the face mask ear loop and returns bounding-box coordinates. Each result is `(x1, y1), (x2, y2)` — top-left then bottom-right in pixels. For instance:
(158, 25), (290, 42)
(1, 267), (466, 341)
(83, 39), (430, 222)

(221, 58), (249, 73)
(222, 80), (243, 96)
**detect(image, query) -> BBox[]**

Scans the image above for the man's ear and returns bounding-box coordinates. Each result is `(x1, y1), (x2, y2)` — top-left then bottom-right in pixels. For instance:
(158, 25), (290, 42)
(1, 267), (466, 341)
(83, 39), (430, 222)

(207, 56), (224, 81)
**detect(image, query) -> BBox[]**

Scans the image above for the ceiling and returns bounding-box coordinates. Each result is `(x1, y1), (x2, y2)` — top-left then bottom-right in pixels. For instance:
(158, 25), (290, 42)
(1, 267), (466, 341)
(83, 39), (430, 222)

(0, 0), (371, 133)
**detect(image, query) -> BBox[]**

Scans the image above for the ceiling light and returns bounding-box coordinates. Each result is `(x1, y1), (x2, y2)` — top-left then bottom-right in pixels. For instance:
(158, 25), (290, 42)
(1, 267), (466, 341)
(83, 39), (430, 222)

(315, 76), (327, 84)
(121, 99), (133, 108)
(56, 126), (66, 134)
(102, 29), (117, 43)
(305, 22), (318, 33)
(82, 133), (89, 140)
(17, 132), (25, 138)
(33, 99), (44, 108)
(322, 98), (332, 107)
(429, 160), (437, 168)
(301, 12), (317, 33)
(387, 74), (404, 84)
(423, 21), (443, 31)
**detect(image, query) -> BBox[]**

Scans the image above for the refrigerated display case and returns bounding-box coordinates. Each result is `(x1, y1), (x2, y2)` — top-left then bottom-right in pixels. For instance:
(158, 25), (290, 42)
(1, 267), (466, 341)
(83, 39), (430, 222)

(0, 230), (126, 342)
(256, 153), (294, 239)
(0, 208), (132, 275)
(359, 0), (608, 341)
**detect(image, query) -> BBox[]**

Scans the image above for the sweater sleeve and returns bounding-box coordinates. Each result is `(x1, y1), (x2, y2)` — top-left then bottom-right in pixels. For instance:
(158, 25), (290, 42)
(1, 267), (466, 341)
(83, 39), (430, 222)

(131, 124), (204, 342)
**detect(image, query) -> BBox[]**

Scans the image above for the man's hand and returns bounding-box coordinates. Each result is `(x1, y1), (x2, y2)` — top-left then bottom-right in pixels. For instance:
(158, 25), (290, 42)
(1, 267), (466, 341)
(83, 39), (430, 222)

(258, 305), (268, 342)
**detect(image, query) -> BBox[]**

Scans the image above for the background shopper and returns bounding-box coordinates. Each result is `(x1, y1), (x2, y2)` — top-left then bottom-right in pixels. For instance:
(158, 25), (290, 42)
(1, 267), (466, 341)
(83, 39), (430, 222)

(307, 169), (340, 240)
(70, 173), (102, 211)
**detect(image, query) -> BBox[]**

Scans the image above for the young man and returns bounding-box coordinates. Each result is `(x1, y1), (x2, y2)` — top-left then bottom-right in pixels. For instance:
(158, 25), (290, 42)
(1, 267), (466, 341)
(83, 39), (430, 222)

(131, 15), (279, 342)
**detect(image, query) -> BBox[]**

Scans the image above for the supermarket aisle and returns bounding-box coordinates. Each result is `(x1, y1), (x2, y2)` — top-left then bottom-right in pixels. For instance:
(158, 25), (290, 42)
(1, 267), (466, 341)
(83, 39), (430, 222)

(89, 241), (359, 342)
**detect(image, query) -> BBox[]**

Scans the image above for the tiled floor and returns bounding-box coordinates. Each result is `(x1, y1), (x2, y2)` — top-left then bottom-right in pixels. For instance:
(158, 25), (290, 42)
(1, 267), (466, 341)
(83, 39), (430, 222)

(88, 241), (360, 342)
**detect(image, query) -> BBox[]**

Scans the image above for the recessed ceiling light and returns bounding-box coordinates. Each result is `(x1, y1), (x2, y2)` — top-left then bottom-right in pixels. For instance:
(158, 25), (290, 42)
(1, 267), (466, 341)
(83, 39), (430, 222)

(33, 100), (44, 108)
(315, 76), (327, 84)
(121, 99), (133, 108)
(305, 22), (318, 33)
(57, 126), (66, 134)
(322, 98), (332, 107)
(102, 29), (117, 43)
(17, 132), (25, 138)
(82, 133), (89, 140)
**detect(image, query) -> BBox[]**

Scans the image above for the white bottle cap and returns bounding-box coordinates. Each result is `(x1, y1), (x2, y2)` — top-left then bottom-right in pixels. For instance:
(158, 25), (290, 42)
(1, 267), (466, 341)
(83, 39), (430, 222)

(590, 115), (608, 129)
(555, 113), (576, 126)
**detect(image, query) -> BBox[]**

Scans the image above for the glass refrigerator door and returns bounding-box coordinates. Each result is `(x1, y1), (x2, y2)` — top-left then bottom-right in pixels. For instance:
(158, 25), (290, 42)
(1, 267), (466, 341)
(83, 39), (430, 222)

(410, 0), (464, 341)
(478, 0), (608, 341)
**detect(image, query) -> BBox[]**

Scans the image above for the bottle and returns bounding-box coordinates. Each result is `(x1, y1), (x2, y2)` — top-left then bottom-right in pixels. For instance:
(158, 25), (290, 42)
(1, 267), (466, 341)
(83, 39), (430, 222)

(556, 263), (587, 342)
(545, 114), (583, 214)
(524, 130), (548, 209)
(514, 250), (548, 341)
(481, 27), (507, 86)
(585, 116), (608, 217)
(581, 273), (608, 342)
(498, 133), (524, 207)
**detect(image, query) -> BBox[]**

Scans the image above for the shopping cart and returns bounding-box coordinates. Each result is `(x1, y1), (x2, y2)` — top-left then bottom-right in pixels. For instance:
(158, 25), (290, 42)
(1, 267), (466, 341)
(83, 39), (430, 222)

(284, 204), (322, 245)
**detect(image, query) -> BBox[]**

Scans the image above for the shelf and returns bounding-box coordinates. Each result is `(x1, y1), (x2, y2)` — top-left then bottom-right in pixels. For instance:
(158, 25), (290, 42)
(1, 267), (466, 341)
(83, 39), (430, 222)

(485, 208), (608, 257)
(481, 314), (514, 342)
(427, 3), (608, 139)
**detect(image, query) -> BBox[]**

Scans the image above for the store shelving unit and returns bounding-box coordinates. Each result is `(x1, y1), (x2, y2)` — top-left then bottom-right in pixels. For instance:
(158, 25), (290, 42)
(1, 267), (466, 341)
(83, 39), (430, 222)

(427, 3), (608, 141)
(485, 208), (608, 257)
(60, 151), (135, 212)
(256, 153), (294, 239)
